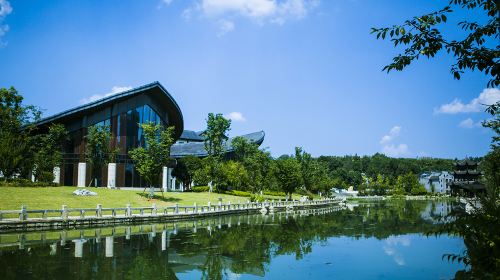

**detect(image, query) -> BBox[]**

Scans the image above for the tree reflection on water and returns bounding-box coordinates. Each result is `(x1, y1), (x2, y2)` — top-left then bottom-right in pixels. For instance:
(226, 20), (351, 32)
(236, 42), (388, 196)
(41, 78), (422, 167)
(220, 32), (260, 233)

(0, 200), (457, 279)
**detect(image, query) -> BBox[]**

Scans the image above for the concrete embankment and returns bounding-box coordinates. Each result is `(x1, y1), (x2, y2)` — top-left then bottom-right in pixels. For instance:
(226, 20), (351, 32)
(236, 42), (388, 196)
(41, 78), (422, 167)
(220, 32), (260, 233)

(0, 199), (340, 233)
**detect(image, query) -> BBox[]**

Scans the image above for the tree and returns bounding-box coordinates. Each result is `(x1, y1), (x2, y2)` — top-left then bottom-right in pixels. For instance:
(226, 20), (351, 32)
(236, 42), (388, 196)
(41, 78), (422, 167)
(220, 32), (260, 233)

(232, 136), (273, 193)
(203, 113), (231, 159)
(85, 125), (117, 187)
(295, 147), (315, 191)
(171, 155), (202, 189)
(393, 175), (406, 195)
(0, 87), (41, 179)
(372, 174), (389, 195)
(32, 124), (67, 183)
(371, 0), (499, 87)
(129, 123), (175, 195)
(202, 113), (231, 191)
(218, 160), (249, 191)
(274, 157), (303, 196)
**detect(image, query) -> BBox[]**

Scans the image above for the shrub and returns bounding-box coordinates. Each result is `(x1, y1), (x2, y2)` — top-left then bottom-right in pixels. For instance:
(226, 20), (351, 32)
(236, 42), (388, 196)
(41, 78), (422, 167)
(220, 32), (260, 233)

(192, 186), (210, 192)
(225, 190), (252, 197)
(296, 188), (314, 200)
(250, 194), (265, 202)
(263, 190), (286, 197)
(0, 178), (58, 187)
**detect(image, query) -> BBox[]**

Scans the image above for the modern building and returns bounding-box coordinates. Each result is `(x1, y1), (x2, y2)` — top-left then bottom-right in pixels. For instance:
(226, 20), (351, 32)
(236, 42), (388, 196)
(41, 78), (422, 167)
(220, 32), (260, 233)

(419, 171), (453, 194)
(32, 82), (184, 189)
(32, 82), (265, 190)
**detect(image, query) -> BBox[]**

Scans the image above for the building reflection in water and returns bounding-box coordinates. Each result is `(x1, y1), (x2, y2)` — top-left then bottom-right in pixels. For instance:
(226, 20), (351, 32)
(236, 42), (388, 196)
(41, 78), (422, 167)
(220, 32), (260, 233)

(0, 201), (461, 280)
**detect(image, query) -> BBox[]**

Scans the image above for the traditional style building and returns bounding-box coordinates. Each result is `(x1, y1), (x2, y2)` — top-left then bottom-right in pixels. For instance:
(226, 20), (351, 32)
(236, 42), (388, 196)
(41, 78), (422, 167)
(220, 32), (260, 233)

(419, 171), (453, 194)
(449, 160), (485, 197)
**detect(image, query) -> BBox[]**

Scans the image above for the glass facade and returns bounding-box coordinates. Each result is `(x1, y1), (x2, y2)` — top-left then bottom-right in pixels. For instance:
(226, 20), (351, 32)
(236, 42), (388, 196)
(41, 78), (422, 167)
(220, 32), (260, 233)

(61, 104), (166, 188)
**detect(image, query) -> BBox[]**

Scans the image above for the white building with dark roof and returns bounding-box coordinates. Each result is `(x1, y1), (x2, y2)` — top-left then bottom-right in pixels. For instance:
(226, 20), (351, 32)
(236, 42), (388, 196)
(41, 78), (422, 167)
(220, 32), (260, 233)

(419, 171), (453, 194)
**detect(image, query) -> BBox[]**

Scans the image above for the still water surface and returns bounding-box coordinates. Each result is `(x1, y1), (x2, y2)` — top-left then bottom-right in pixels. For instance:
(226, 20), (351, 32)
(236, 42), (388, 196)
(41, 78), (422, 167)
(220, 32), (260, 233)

(0, 200), (464, 279)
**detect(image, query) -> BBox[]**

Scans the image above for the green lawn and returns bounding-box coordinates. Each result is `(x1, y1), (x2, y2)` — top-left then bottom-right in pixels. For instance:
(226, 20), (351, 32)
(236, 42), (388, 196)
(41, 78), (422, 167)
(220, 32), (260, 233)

(0, 187), (293, 210)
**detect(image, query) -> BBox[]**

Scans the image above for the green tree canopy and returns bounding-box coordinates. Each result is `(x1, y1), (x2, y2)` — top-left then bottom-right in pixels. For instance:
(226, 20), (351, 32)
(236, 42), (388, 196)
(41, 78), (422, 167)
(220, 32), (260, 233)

(0, 87), (41, 179)
(85, 125), (117, 187)
(202, 113), (231, 191)
(274, 157), (303, 196)
(33, 124), (67, 183)
(129, 123), (175, 189)
(371, 0), (499, 87)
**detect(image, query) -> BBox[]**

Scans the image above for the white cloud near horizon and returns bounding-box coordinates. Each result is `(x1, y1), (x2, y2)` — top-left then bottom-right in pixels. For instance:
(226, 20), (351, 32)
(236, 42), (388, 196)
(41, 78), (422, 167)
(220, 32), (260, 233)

(0, 0), (12, 46)
(79, 86), (133, 104)
(224, 111), (246, 122)
(183, 0), (319, 36)
(380, 125), (401, 144)
(434, 88), (500, 114)
(382, 144), (410, 157)
(380, 126), (410, 157)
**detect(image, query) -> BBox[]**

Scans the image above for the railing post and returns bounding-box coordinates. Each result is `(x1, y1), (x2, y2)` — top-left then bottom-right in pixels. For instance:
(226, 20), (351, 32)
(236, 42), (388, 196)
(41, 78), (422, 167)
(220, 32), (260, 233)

(218, 201), (222, 211)
(175, 203), (179, 214)
(20, 205), (27, 221)
(152, 203), (157, 216)
(228, 201), (231, 211)
(62, 205), (68, 221)
(208, 202), (211, 212)
(126, 204), (131, 217)
(97, 204), (102, 218)
(194, 203), (198, 213)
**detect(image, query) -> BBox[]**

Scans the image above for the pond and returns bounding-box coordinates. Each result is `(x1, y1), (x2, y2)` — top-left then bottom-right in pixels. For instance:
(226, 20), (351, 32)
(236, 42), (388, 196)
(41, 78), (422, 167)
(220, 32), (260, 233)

(0, 200), (464, 279)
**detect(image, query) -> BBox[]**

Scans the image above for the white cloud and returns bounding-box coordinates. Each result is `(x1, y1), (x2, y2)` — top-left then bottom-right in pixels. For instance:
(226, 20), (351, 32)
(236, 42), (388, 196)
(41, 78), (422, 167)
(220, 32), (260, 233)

(435, 88), (500, 114)
(162, 0), (173, 5)
(182, 8), (193, 20)
(79, 86), (132, 104)
(217, 19), (235, 37)
(458, 118), (481, 129)
(380, 126), (409, 157)
(380, 126), (401, 144)
(186, 0), (319, 34)
(0, 0), (12, 18)
(0, 0), (12, 46)
(224, 111), (246, 122)
(383, 236), (410, 266)
(382, 144), (410, 157)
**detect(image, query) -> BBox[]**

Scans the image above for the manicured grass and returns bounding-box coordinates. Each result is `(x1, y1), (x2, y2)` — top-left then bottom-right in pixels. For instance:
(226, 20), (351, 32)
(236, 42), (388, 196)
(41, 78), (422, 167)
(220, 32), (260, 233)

(0, 187), (294, 210)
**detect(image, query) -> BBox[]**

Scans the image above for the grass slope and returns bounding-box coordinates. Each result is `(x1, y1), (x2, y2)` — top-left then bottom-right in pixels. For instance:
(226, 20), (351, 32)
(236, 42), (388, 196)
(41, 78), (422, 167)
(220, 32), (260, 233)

(0, 187), (283, 210)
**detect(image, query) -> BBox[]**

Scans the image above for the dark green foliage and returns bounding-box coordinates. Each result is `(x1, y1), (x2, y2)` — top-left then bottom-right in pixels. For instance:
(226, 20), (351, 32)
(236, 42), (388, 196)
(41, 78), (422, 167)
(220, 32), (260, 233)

(202, 113), (231, 191)
(192, 186), (210, 192)
(274, 157), (303, 196)
(129, 123), (175, 188)
(85, 125), (117, 187)
(318, 153), (454, 190)
(203, 113), (231, 159)
(0, 87), (41, 179)
(232, 136), (273, 193)
(172, 155), (202, 189)
(371, 0), (499, 87)
(32, 124), (67, 183)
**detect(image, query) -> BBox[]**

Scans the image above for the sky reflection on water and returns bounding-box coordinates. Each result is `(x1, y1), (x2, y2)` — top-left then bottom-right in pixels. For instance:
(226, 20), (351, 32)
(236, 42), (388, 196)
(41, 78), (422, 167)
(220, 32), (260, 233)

(0, 200), (464, 279)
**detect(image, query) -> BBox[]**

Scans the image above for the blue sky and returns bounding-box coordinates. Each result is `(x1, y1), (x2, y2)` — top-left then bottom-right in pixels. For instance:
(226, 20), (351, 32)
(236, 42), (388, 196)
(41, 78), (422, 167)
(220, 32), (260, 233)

(0, 0), (498, 158)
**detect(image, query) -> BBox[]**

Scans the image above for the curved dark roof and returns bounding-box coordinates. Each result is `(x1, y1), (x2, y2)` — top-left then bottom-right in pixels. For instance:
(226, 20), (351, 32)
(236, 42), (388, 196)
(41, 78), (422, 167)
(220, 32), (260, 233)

(179, 130), (205, 142)
(32, 82), (184, 139)
(171, 131), (265, 158)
